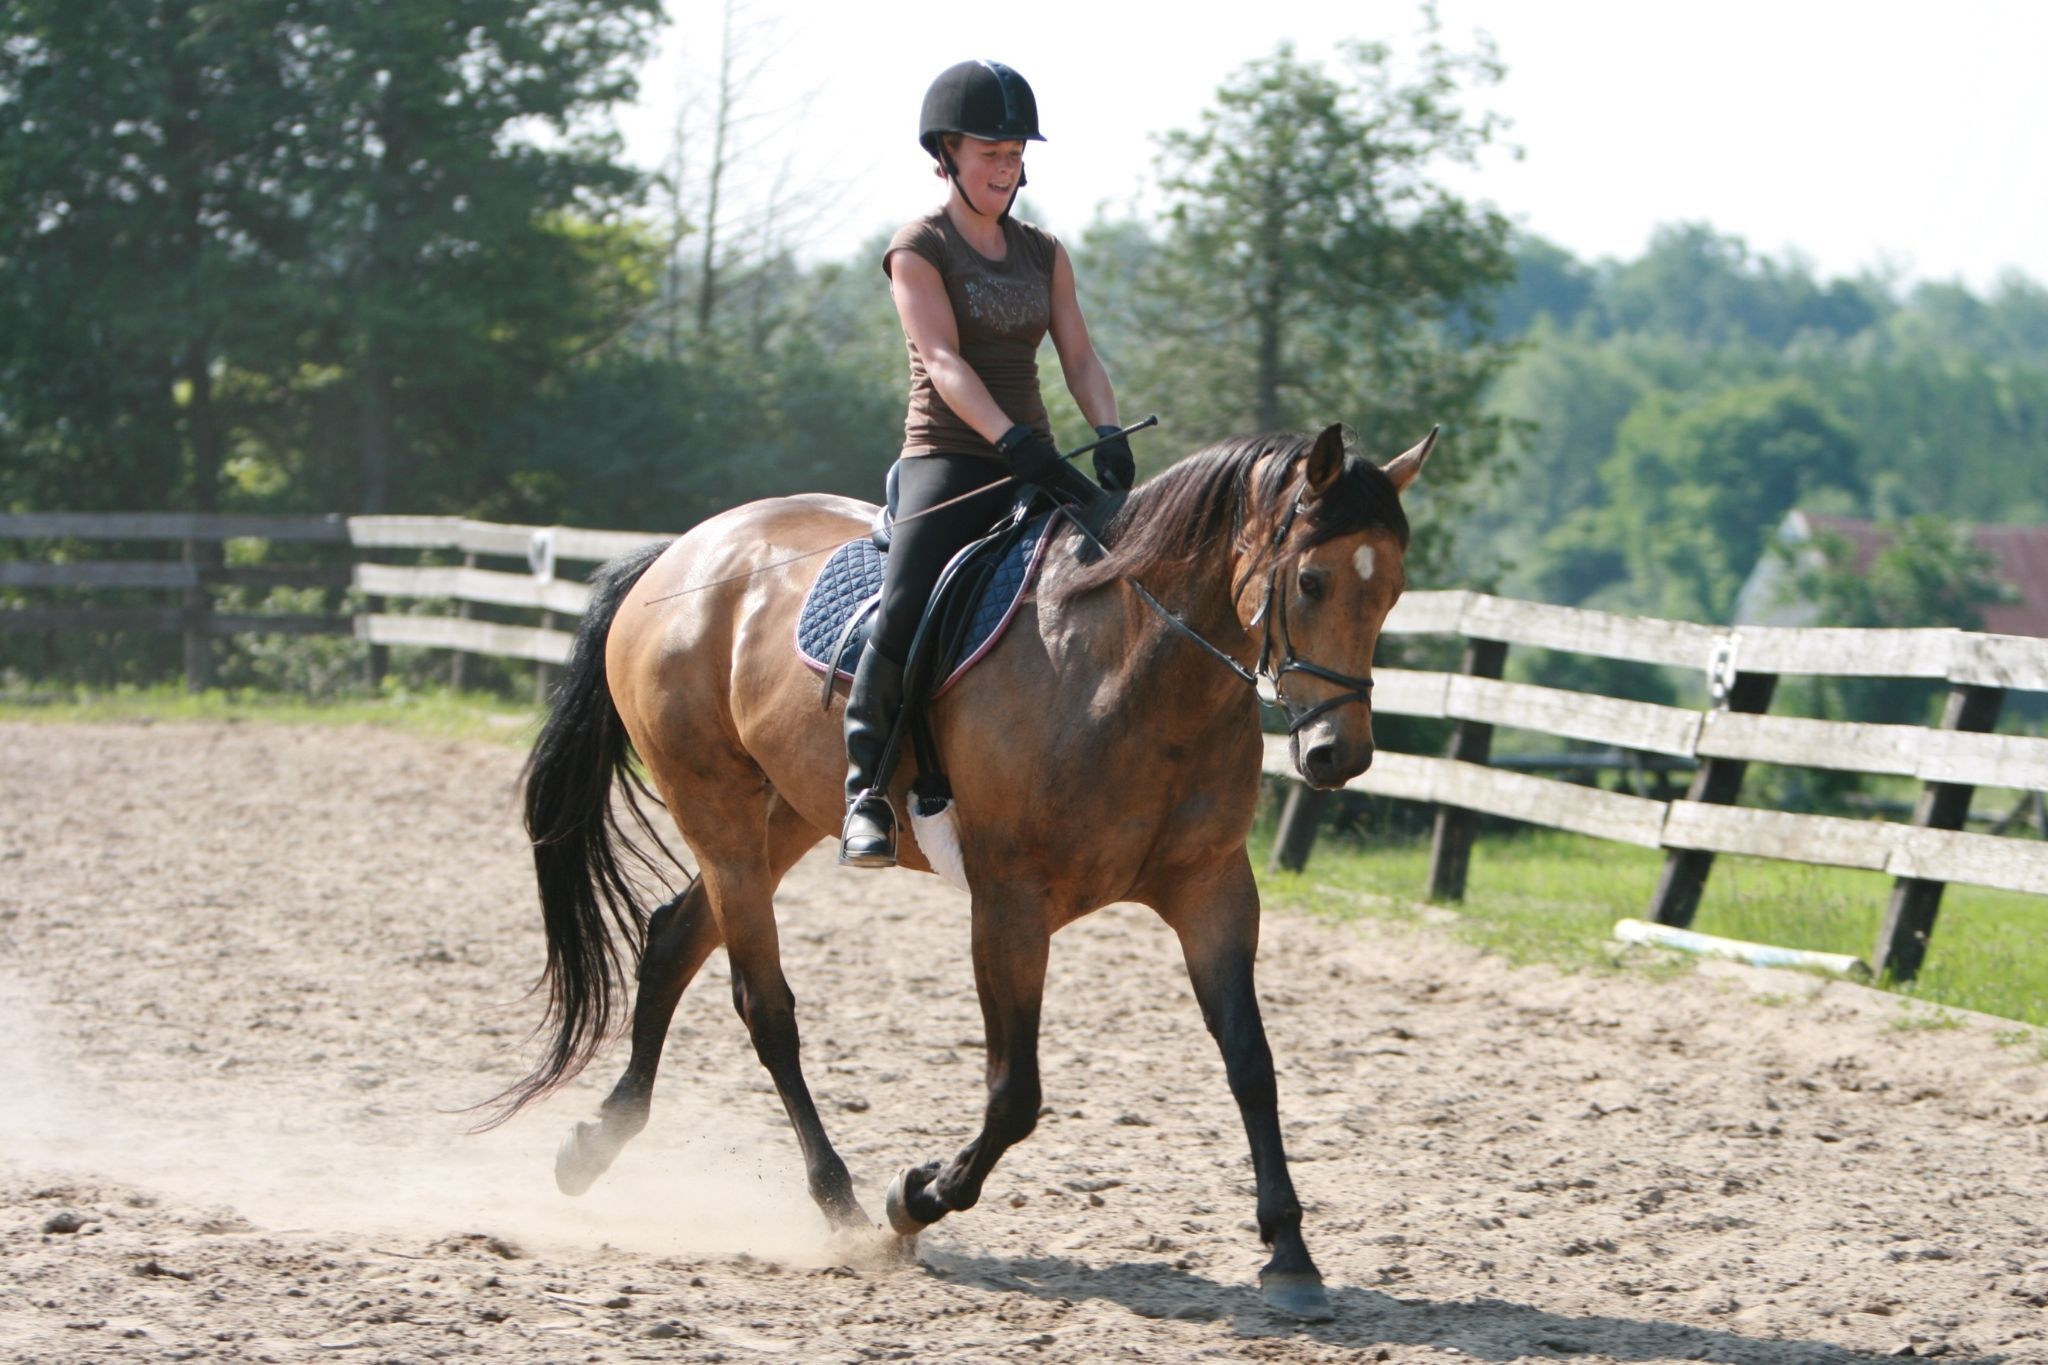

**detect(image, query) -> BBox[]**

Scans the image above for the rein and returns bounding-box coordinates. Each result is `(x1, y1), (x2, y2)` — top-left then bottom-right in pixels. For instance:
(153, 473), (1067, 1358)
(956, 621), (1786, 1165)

(641, 418), (1156, 609)
(1123, 491), (1375, 736)
(639, 423), (1377, 738)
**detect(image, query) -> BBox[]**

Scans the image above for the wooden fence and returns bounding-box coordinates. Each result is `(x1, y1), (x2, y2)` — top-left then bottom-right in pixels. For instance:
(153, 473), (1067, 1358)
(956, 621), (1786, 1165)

(7, 513), (2046, 980)
(1262, 590), (2048, 982)
(0, 512), (353, 688)
(347, 516), (656, 693)
(0, 512), (655, 694)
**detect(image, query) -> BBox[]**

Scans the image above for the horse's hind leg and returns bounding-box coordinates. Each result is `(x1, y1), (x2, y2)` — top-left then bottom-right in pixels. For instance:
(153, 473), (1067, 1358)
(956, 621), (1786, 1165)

(704, 816), (870, 1231)
(556, 877), (721, 1195)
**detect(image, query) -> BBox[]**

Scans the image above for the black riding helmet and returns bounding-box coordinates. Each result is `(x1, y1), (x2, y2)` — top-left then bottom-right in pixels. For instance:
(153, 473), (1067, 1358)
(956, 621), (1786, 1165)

(919, 59), (1045, 152)
(919, 60), (1043, 220)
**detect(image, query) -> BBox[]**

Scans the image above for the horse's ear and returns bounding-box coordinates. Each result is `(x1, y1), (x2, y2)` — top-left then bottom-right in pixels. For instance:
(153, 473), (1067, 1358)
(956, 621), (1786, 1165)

(1382, 426), (1439, 494)
(1303, 423), (1346, 497)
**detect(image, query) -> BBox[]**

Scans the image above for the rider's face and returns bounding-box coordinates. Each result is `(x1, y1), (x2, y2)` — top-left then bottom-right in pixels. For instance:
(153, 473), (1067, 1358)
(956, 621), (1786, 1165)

(946, 136), (1026, 217)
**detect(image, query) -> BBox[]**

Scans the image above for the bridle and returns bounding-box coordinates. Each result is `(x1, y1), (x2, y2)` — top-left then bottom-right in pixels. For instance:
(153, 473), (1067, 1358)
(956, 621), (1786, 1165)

(1125, 488), (1377, 736)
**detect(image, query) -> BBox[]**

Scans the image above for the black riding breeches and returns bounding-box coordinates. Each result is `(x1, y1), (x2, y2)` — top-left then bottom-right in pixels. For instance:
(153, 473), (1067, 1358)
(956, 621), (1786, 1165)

(871, 452), (1017, 664)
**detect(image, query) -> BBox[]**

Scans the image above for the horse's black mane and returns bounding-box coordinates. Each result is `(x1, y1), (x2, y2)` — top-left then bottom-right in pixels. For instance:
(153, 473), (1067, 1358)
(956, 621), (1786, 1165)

(1059, 431), (1409, 597)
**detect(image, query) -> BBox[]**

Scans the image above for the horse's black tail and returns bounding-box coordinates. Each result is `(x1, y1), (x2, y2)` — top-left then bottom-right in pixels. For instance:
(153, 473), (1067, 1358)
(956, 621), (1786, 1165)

(477, 538), (677, 1128)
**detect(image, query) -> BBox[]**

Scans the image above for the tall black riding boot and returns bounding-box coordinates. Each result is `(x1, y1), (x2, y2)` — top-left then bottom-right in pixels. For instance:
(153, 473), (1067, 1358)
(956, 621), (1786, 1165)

(840, 643), (906, 868)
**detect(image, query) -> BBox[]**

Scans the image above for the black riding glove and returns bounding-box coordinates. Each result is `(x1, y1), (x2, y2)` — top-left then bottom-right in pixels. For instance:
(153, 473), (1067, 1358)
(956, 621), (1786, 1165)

(995, 424), (1063, 486)
(1091, 424), (1135, 491)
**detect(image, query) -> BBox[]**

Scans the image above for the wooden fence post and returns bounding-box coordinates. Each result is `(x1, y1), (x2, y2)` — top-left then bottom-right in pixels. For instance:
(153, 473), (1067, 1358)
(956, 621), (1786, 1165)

(364, 569), (389, 691)
(450, 550), (477, 692)
(531, 529), (557, 704)
(534, 613), (557, 704)
(1871, 682), (2006, 981)
(1644, 668), (1778, 927)
(1267, 784), (1330, 874)
(180, 534), (214, 692)
(1427, 637), (1509, 902)
(356, 535), (389, 691)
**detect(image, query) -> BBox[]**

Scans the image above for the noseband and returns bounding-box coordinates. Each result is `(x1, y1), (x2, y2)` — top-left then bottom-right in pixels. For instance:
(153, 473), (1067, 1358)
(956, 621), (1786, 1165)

(1253, 554), (1376, 734)
(1128, 493), (1376, 735)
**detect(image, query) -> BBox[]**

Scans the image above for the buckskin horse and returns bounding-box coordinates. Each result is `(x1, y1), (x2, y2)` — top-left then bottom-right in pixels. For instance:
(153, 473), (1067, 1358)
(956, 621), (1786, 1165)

(495, 421), (1436, 1321)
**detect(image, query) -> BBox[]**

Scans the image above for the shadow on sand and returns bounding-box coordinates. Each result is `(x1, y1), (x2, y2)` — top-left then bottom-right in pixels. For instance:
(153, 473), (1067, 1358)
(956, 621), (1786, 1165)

(921, 1249), (2005, 1363)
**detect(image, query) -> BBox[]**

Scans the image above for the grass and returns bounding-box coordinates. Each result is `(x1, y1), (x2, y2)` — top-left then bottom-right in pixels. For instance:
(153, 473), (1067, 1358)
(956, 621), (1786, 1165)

(0, 682), (541, 748)
(1258, 829), (1656, 974)
(1995, 1028), (2048, 1063)
(1252, 823), (2048, 1028)
(1889, 1007), (1967, 1033)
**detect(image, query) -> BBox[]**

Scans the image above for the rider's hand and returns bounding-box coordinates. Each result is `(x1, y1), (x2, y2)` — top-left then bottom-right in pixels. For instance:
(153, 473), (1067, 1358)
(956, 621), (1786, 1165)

(1091, 424), (1135, 491)
(995, 424), (1063, 486)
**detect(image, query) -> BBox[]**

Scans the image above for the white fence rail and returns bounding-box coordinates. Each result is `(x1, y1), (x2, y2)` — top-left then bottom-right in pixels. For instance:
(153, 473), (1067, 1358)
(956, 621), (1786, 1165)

(1262, 589), (2048, 980)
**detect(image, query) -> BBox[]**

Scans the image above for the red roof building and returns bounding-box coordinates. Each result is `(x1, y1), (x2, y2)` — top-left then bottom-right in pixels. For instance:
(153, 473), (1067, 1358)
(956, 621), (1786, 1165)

(1733, 511), (2048, 637)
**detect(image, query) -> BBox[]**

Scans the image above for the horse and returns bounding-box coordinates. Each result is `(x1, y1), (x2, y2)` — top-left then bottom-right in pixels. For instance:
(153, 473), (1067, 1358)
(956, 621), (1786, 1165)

(496, 421), (1436, 1321)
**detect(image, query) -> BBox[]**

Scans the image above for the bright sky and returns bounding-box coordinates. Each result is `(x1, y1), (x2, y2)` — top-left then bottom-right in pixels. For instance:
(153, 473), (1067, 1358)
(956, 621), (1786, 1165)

(616, 0), (2048, 293)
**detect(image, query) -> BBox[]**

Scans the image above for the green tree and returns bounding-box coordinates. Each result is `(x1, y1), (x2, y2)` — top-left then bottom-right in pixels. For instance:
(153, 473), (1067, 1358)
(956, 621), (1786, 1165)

(1789, 516), (2017, 727)
(1605, 379), (1862, 621)
(275, 0), (661, 513)
(1797, 517), (2016, 633)
(1490, 234), (1596, 337)
(1598, 223), (1887, 349)
(1461, 319), (1646, 594)
(1803, 323), (2048, 525)
(0, 0), (661, 518)
(1112, 30), (1515, 573)
(0, 0), (309, 513)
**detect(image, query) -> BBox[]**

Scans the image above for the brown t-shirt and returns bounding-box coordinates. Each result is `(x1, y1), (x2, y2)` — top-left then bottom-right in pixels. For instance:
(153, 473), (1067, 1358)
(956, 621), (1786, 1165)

(883, 208), (1057, 460)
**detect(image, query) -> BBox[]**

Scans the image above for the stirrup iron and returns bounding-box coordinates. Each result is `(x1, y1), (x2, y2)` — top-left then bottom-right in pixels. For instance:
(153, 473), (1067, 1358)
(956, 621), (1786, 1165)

(840, 789), (898, 868)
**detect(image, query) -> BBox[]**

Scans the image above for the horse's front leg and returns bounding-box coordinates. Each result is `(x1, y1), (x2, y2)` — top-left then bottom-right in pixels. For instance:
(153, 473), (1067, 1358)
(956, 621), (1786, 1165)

(1155, 854), (1332, 1322)
(885, 893), (1049, 1235)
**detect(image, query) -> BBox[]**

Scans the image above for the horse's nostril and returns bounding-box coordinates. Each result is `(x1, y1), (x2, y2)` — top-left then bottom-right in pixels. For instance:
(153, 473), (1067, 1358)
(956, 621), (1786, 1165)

(1302, 742), (1338, 779)
(1300, 739), (1370, 788)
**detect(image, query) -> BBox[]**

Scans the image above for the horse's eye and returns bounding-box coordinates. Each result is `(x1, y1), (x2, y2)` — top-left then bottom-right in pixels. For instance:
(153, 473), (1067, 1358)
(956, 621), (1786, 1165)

(1297, 570), (1324, 601)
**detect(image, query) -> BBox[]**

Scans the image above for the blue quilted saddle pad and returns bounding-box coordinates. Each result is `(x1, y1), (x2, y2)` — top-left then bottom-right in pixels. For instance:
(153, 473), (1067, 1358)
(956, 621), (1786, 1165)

(794, 511), (1059, 696)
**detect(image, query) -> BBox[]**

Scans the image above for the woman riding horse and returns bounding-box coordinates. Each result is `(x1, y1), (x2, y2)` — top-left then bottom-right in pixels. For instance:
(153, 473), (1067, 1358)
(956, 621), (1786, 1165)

(841, 58), (1135, 869)
(509, 414), (1434, 1321)
(501, 58), (1444, 1329)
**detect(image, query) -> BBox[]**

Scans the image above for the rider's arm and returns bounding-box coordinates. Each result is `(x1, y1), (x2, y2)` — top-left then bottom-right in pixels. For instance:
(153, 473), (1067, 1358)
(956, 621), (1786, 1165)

(887, 250), (1017, 445)
(1047, 242), (1119, 431)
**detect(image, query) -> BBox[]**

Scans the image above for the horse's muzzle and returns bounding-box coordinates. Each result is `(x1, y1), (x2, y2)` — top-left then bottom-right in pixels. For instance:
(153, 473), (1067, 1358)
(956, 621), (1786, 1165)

(1296, 729), (1373, 791)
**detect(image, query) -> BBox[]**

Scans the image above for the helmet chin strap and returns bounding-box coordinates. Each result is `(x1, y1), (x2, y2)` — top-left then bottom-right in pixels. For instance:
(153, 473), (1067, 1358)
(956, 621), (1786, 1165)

(939, 145), (1025, 223)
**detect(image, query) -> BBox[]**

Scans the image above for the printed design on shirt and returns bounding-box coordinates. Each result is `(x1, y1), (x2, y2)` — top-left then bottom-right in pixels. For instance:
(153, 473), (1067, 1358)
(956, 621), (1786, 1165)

(961, 274), (1049, 336)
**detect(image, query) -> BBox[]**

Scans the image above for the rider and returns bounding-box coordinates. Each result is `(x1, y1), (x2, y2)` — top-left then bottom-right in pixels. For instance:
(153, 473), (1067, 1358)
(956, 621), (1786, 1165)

(840, 58), (1135, 869)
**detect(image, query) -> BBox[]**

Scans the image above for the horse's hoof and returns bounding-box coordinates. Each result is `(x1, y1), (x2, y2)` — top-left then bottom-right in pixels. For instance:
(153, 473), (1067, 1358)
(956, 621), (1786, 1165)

(1260, 1270), (1334, 1322)
(883, 1163), (938, 1237)
(554, 1121), (611, 1197)
(825, 1221), (915, 1270)
(824, 1197), (879, 1236)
